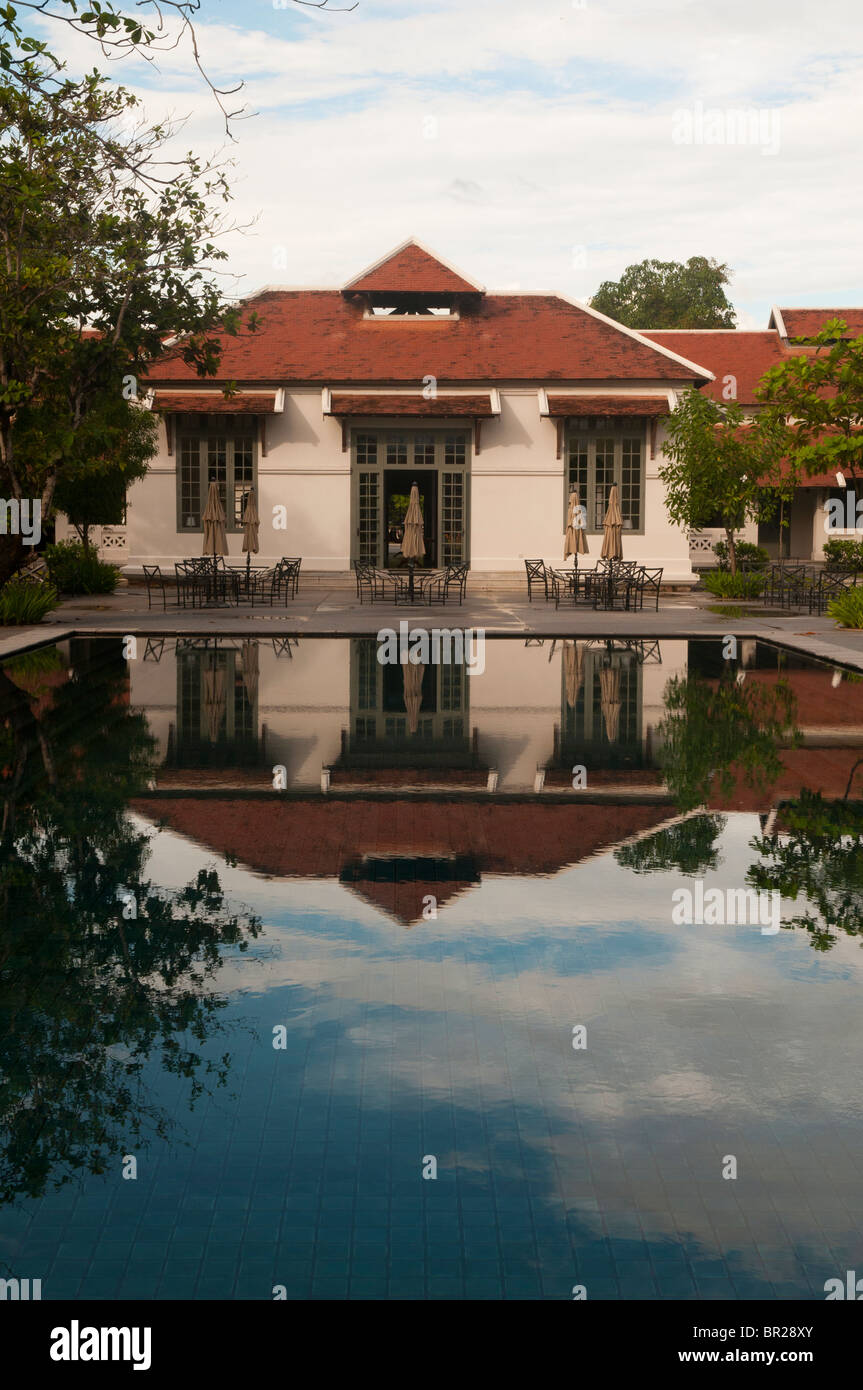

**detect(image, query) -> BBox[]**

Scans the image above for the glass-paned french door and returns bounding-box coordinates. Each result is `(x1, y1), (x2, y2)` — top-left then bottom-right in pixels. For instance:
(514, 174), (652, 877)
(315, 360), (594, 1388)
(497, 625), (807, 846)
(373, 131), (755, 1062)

(176, 414), (257, 532)
(566, 423), (645, 533)
(351, 429), (469, 567)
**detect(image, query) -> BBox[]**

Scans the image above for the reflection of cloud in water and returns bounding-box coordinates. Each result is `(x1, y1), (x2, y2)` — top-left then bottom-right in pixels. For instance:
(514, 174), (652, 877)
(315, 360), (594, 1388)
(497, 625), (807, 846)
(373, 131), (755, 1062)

(133, 814), (863, 1293)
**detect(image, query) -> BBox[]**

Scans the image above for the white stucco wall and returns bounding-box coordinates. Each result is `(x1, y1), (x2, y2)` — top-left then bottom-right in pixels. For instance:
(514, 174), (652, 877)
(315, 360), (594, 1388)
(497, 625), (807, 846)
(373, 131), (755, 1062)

(86, 383), (702, 580)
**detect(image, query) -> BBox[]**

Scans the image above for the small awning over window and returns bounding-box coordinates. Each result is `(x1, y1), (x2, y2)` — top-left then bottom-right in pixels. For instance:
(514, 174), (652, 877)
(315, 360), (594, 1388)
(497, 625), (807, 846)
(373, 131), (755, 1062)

(151, 391), (279, 414)
(543, 394), (670, 418)
(326, 392), (498, 418)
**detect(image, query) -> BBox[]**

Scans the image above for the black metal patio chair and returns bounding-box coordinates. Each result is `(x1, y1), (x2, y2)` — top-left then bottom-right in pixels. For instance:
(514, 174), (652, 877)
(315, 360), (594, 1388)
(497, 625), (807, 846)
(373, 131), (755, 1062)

(524, 559), (550, 602)
(143, 564), (167, 611)
(633, 566), (663, 611)
(431, 563), (469, 605)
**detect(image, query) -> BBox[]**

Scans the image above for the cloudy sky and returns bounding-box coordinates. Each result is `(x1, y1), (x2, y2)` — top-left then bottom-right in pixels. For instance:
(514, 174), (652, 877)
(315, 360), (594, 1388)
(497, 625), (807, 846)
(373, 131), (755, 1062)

(41, 0), (863, 326)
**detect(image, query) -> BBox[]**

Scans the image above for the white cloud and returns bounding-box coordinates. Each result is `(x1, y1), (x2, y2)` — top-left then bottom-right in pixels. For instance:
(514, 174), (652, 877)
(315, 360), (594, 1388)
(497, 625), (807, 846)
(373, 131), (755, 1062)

(28, 0), (863, 320)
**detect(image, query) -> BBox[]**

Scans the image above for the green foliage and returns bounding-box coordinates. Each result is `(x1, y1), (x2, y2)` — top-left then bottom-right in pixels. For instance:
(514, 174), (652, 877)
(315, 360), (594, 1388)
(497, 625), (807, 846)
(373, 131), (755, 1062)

(46, 396), (157, 539)
(757, 320), (863, 482)
(827, 586), (863, 629)
(822, 538), (863, 572)
(658, 672), (798, 814)
(589, 256), (737, 328)
(0, 576), (58, 623)
(748, 790), (863, 949)
(660, 390), (791, 573)
(615, 814), (727, 876)
(712, 539), (770, 571)
(0, 640), (262, 1203)
(43, 541), (118, 594)
(0, 48), (257, 583)
(701, 571), (765, 598)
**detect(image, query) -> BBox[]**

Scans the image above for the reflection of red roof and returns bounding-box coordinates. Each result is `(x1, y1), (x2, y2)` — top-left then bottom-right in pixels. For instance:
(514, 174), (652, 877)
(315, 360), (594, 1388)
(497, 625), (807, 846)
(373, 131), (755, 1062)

(344, 875), (477, 927)
(342, 241), (482, 296)
(708, 748), (863, 810)
(131, 796), (673, 906)
(722, 668), (863, 726)
(643, 330), (793, 405)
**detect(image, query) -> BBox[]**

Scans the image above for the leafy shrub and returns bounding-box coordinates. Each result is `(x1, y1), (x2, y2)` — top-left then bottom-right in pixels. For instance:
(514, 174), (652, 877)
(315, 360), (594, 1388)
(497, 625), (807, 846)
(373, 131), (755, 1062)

(43, 540), (119, 594)
(712, 540), (770, 571)
(701, 571), (765, 599)
(0, 578), (59, 625)
(822, 538), (863, 573)
(827, 586), (863, 629)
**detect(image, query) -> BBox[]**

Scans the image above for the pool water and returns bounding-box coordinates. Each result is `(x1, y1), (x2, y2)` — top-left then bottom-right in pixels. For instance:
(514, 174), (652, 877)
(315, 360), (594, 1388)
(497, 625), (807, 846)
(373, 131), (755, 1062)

(1, 635), (862, 1300)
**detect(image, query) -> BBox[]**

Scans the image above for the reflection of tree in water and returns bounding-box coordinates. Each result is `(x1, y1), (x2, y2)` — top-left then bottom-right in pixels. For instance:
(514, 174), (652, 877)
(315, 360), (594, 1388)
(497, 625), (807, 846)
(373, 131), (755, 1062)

(748, 790), (863, 951)
(0, 640), (261, 1208)
(615, 813), (727, 877)
(657, 672), (798, 815)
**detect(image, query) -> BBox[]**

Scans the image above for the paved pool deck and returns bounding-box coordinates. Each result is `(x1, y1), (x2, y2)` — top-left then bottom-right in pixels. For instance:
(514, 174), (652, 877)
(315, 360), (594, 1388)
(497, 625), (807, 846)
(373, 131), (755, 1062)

(3, 582), (863, 671)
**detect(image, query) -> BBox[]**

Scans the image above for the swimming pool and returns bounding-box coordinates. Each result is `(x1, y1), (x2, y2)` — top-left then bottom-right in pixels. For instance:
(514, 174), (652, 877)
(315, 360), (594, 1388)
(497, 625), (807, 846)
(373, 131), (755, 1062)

(1, 635), (861, 1300)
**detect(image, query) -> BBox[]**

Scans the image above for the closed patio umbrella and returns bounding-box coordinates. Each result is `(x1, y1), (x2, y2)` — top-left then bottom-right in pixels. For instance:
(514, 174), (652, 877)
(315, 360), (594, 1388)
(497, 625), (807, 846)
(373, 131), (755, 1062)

(599, 664), (621, 743)
(401, 481), (426, 601)
(203, 655), (226, 743)
(565, 487), (588, 565)
(563, 640), (586, 709)
(203, 480), (228, 558)
(402, 659), (425, 735)
(241, 639), (259, 708)
(600, 482), (623, 561)
(241, 487), (260, 592)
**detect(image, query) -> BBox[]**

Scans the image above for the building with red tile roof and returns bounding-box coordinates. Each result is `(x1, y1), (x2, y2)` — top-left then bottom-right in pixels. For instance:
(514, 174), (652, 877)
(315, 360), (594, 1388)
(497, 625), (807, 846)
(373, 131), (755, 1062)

(64, 241), (861, 573)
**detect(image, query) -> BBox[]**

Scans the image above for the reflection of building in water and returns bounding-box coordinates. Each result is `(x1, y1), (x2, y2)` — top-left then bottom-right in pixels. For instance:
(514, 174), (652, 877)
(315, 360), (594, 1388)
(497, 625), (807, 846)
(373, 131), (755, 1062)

(167, 641), (259, 767)
(128, 636), (690, 793)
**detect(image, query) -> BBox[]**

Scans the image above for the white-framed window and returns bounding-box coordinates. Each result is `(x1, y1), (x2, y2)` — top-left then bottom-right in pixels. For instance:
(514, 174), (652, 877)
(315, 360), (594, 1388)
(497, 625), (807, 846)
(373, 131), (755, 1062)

(176, 414), (257, 533)
(566, 418), (645, 533)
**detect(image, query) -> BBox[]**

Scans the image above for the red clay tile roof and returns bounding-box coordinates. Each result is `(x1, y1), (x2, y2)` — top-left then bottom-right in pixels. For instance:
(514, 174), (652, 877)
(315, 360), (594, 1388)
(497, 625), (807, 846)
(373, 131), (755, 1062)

(772, 308), (863, 340)
(148, 292), (712, 387)
(151, 391), (277, 413)
(545, 394), (670, 417)
(642, 330), (794, 405)
(342, 240), (482, 295)
(328, 392), (495, 417)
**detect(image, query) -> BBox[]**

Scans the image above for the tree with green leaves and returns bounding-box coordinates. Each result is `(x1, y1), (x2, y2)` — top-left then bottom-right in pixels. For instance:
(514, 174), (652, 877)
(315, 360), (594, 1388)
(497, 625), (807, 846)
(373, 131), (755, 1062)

(657, 669), (798, 814)
(659, 389), (792, 574)
(0, 639), (262, 1207)
(589, 256), (737, 329)
(0, 60), (258, 580)
(615, 813), (727, 877)
(757, 319), (863, 496)
(747, 790), (863, 951)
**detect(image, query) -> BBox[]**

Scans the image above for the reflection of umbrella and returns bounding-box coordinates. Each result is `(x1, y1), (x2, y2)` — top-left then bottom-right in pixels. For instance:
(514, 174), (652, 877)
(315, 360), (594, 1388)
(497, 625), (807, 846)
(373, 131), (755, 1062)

(565, 487), (588, 565)
(241, 488), (260, 589)
(563, 640), (586, 709)
(599, 664), (621, 742)
(402, 660), (425, 734)
(241, 639), (259, 707)
(203, 480), (228, 557)
(600, 482), (623, 560)
(401, 482), (425, 600)
(203, 657), (226, 742)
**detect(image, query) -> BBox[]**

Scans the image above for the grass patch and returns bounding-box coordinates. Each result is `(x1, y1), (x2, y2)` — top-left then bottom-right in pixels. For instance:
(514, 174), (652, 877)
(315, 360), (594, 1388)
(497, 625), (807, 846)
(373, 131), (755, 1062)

(827, 587), (863, 629)
(0, 577), (59, 625)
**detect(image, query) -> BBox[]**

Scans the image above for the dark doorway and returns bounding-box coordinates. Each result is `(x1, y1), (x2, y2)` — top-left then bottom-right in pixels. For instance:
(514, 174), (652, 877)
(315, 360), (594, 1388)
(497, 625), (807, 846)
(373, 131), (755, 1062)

(383, 470), (437, 568)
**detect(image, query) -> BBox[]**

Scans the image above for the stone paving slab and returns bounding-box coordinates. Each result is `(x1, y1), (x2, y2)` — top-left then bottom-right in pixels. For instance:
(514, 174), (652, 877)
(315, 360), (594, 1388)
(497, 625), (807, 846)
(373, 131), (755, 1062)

(3, 588), (863, 672)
